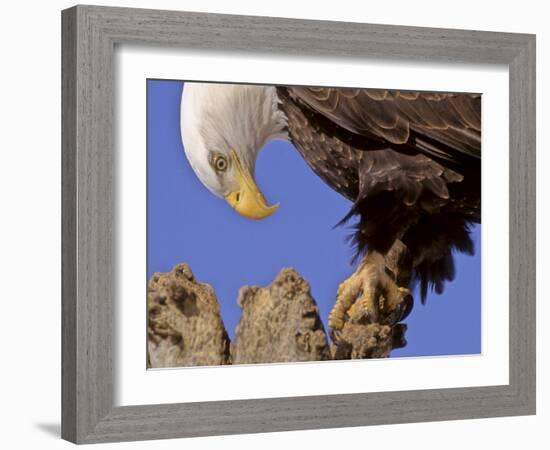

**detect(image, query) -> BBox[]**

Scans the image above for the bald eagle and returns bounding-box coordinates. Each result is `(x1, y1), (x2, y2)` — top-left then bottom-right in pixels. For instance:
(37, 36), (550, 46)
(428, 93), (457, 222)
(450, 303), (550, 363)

(180, 83), (480, 332)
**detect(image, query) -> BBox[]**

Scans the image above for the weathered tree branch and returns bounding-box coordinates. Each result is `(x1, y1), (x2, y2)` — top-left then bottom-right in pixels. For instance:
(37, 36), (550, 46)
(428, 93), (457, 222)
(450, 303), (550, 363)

(148, 247), (413, 368)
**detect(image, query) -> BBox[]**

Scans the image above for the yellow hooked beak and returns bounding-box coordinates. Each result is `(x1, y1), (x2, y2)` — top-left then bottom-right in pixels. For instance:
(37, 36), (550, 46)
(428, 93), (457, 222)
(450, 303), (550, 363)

(224, 150), (279, 220)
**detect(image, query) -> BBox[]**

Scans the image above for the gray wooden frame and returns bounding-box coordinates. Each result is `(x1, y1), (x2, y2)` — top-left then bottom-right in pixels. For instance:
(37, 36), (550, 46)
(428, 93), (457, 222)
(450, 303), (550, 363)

(62, 4), (536, 444)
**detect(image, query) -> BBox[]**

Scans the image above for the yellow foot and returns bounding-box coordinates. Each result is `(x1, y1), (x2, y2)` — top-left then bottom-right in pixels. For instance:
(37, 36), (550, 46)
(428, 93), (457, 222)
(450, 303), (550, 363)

(328, 252), (413, 332)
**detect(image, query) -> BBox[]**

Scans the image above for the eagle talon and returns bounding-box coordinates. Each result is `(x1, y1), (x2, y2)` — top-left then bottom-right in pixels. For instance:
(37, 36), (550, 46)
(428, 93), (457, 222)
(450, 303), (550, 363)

(329, 251), (413, 336)
(396, 294), (414, 322)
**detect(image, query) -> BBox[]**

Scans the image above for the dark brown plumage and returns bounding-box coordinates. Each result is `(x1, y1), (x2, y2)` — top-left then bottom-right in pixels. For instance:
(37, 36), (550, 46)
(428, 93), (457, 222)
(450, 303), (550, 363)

(276, 86), (481, 301)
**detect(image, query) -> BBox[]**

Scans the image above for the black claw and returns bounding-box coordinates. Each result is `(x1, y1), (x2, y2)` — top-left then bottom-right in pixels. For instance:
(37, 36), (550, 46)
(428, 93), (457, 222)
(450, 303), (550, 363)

(398, 294), (414, 322)
(330, 328), (343, 343)
(382, 294), (413, 326)
(383, 308), (399, 326)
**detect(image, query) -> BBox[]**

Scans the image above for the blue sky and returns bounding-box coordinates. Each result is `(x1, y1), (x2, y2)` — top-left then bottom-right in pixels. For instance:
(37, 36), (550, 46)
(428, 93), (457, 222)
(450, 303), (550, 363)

(147, 80), (481, 358)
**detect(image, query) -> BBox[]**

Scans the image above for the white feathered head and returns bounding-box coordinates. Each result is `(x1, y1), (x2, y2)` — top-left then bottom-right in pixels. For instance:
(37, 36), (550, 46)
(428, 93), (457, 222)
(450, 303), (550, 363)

(180, 82), (287, 219)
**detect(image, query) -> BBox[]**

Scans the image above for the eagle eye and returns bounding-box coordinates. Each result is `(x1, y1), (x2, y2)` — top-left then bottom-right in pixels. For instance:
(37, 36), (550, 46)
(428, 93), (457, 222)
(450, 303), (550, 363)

(212, 153), (228, 172)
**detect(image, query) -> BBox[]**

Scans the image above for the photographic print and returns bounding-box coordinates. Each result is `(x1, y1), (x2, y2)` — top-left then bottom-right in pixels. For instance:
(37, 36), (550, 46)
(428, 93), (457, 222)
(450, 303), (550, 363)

(147, 80), (481, 368)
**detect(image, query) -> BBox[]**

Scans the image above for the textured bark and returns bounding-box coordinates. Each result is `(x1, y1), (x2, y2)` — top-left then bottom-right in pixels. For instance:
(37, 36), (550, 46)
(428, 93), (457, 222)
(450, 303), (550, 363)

(331, 319), (408, 359)
(232, 268), (330, 364)
(147, 255), (411, 368)
(147, 263), (231, 368)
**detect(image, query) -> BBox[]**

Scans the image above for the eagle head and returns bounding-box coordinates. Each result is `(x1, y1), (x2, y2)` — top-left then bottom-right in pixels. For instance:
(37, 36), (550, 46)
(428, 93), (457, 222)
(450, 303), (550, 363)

(180, 82), (288, 220)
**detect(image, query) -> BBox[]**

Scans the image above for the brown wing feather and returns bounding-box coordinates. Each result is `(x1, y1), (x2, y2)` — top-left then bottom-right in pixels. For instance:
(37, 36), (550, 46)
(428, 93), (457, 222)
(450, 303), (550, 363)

(277, 86), (478, 218)
(288, 87), (481, 161)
